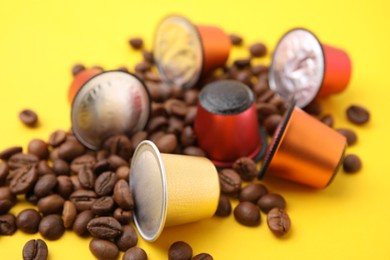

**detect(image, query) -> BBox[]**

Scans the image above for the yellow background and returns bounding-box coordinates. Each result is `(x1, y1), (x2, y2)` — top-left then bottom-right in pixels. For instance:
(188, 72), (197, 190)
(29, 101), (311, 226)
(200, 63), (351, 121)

(0, 0), (389, 259)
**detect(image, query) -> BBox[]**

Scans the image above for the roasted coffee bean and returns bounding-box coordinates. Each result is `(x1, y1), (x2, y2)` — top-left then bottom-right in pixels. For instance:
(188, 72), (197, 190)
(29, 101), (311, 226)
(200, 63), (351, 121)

(95, 171), (117, 196)
(184, 89), (199, 106)
(71, 63), (85, 76)
(346, 105), (370, 125)
(336, 128), (358, 146)
(269, 96), (287, 114)
(37, 160), (54, 176)
(49, 148), (60, 161)
(70, 175), (82, 191)
(55, 176), (74, 199)
(168, 241), (192, 260)
(25, 189), (39, 205)
(232, 157), (258, 182)
(235, 70), (253, 86)
(303, 99), (322, 116)
(16, 208), (41, 234)
(28, 139), (49, 160)
(19, 109), (38, 127)
(0, 213), (16, 235)
(165, 99), (189, 117)
(182, 146), (206, 157)
(167, 117), (185, 135)
(114, 179), (134, 210)
(131, 131), (148, 150)
(113, 208), (133, 225)
(129, 37), (143, 49)
(78, 166), (96, 189)
(70, 189), (97, 211)
(264, 114), (282, 136)
(37, 194), (65, 215)
(73, 210), (94, 237)
(267, 208), (291, 237)
(258, 89), (275, 103)
(89, 238), (119, 260)
(147, 116), (168, 133)
(229, 34), (243, 45)
(52, 159), (70, 176)
(39, 214), (65, 240)
(0, 199), (13, 215)
(192, 253), (213, 260)
(48, 130), (67, 147)
(123, 247), (148, 260)
(103, 135), (133, 161)
(0, 146), (23, 160)
(108, 154), (129, 170)
(252, 80), (269, 97)
(149, 131), (165, 143)
(184, 106), (197, 125)
(0, 187), (15, 203)
(34, 174), (57, 197)
(234, 201), (261, 226)
(70, 154), (96, 173)
(58, 140), (86, 161)
(116, 225), (138, 251)
(343, 154), (362, 173)
(256, 103), (278, 122)
(250, 42), (267, 57)
(143, 50), (154, 63)
(116, 166), (130, 180)
(63, 200), (77, 229)
(22, 239), (48, 260)
(87, 216), (122, 239)
(257, 193), (286, 213)
(93, 159), (110, 175)
(320, 114), (334, 128)
(0, 162), (9, 185)
(117, 66), (129, 72)
(239, 183), (268, 203)
(251, 64), (268, 76)
(96, 150), (109, 161)
(10, 166), (38, 194)
(92, 196), (115, 216)
(8, 153), (39, 170)
(218, 169), (242, 194)
(156, 134), (178, 153)
(180, 126), (196, 147)
(233, 58), (251, 69)
(215, 194), (232, 217)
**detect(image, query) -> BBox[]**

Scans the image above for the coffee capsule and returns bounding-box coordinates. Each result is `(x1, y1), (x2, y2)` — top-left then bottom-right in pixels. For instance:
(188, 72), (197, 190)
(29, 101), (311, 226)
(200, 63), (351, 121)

(154, 15), (231, 89)
(194, 80), (267, 167)
(268, 28), (352, 108)
(71, 70), (151, 150)
(259, 99), (347, 189)
(130, 140), (220, 241)
(68, 68), (103, 103)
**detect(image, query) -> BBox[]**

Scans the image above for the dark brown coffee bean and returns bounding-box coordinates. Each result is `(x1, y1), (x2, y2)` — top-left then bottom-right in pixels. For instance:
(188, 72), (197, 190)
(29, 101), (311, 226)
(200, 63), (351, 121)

(169, 241), (193, 260)
(184, 106), (197, 125)
(336, 128), (358, 146)
(251, 64), (268, 76)
(96, 150), (109, 161)
(16, 208), (41, 234)
(257, 193), (286, 213)
(180, 126), (196, 147)
(239, 183), (268, 203)
(95, 171), (117, 196)
(143, 50), (154, 63)
(250, 42), (267, 57)
(92, 196), (115, 216)
(156, 134), (177, 153)
(49, 148), (60, 161)
(0, 187), (16, 203)
(116, 225), (138, 251)
(0, 213), (16, 235)
(52, 159), (70, 176)
(93, 159), (110, 175)
(256, 103), (278, 122)
(103, 135), (133, 161)
(70, 154), (96, 173)
(23, 239), (48, 260)
(182, 146), (206, 157)
(114, 179), (134, 210)
(89, 238), (119, 260)
(0, 162), (9, 185)
(165, 99), (189, 117)
(346, 105), (370, 125)
(37, 160), (54, 176)
(232, 157), (258, 182)
(39, 214), (65, 240)
(303, 99), (322, 116)
(0, 146), (23, 160)
(70, 175), (82, 190)
(218, 169), (242, 194)
(113, 208), (133, 225)
(48, 130), (67, 147)
(267, 208), (291, 237)
(73, 210), (94, 237)
(135, 61), (152, 74)
(116, 166), (130, 180)
(234, 58), (251, 69)
(55, 176), (74, 199)
(148, 131), (165, 143)
(78, 166), (96, 189)
(229, 34), (243, 45)
(71, 63), (85, 76)
(63, 200), (77, 229)
(129, 37), (143, 49)
(0, 199), (13, 215)
(269, 96), (287, 114)
(320, 114), (334, 128)
(144, 71), (161, 82)
(87, 216), (122, 239)
(58, 140), (86, 162)
(34, 174), (57, 197)
(8, 153), (39, 170)
(123, 247), (148, 260)
(258, 89), (275, 103)
(28, 139), (49, 160)
(234, 201), (261, 226)
(252, 80), (269, 97)
(10, 166), (38, 194)
(264, 114), (282, 136)
(192, 253), (213, 260)
(19, 109), (38, 127)
(343, 154), (362, 173)
(147, 116), (168, 133)
(235, 70), (253, 86)
(167, 117), (184, 136)
(184, 89), (199, 106)
(215, 194), (231, 217)
(70, 189), (97, 211)
(131, 131), (148, 150)
(37, 194), (65, 215)
(108, 154), (129, 170)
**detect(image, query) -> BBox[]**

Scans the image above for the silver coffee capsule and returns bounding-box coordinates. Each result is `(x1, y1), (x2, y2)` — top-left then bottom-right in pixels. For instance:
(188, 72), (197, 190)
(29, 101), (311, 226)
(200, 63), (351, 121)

(71, 70), (150, 150)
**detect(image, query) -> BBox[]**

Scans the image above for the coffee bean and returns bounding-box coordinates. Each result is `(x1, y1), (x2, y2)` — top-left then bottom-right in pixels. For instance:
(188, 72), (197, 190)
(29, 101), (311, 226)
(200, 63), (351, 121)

(78, 166), (96, 189)
(149, 131), (165, 143)
(49, 148), (60, 161)
(165, 99), (189, 117)
(25, 189), (39, 205)
(0, 213), (16, 235)
(116, 166), (130, 180)
(229, 34), (243, 45)
(10, 166), (39, 194)
(235, 70), (253, 86)
(239, 183), (268, 203)
(16, 209), (41, 234)
(0, 162), (9, 185)
(180, 126), (196, 147)
(37, 160), (54, 176)
(113, 179), (134, 211)
(251, 64), (268, 76)
(8, 153), (39, 170)
(267, 208), (291, 237)
(184, 89), (199, 106)
(0, 186), (16, 204)
(70, 189), (97, 211)
(264, 114), (282, 136)
(73, 210), (94, 237)
(37, 194), (65, 215)
(96, 150), (109, 161)
(22, 239), (48, 260)
(70, 154), (96, 173)
(182, 146), (206, 157)
(184, 106), (197, 125)
(232, 157), (258, 182)
(58, 140), (86, 161)
(34, 174), (57, 197)
(113, 208), (133, 225)
(256, 103), (278, 122)
(218, 169), (242, 194)
(168, 241), (193, 260)
(0, 146), (23, 160)
(55, 176), (74, 199)
(143, 50), (154, 63)
(215, 194), (232, 217)
(147, 116), (168, 133)
(129, 37), (143, 49)
(93, 159), (110, 175)
(257, 89), (275, 103)
(48, 130), (67, 147)
(92, 196), (115, 216)
(346, 105), (370, 125)
(19, 109), (38, 127)
(156, 134), (178, 153)
(192, 253), (213, 260)
(117, 66), (129, 72)
(70, 175), (83, 191)
(123, 247), (148, 260)
(28, 139), (49, 160)
(252, 80), (269, 97)
(257, 193), (286, 213)
(303, 99), (322, 116)
(39, 214), (65, 240)
(0, 199), (13, 215)
(103, 135), (133, 161)
(167, 117), (185, 136)
(89, 238), (119, 260)
(71, 63), (85, 76)
(63, 200), (77, 229)
(336, 128), (358, 146)
(52, 159), (70, 176)
(249, 42), (267, 57)
(87, 216), (122, 239)
(108, 154), (129, 171)
(320, 114), (334, 128)
(234, 58), (251, 69)
(116, 225), (138, 251)
(131, 131), (148, 150)
(234, 201), (261, 226)
(343, 154), (362, 173)
(95, 171), (117, 196)
(135, 61), (152, 73)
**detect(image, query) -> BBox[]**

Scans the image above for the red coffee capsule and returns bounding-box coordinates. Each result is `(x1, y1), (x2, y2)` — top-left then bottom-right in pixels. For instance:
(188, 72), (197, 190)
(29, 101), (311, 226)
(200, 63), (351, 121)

(153, 15), (231, 89)
(68, 68), (103, 103)
(268, 28), (352, 108)
(259, 99), (347, 189)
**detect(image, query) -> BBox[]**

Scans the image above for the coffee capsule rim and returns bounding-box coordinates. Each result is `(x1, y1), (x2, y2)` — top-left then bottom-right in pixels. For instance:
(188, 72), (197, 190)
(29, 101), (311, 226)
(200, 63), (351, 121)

(153, 14), (203, 89)
(268, 28), (326, 108)
(71, 70), (151, 150)
(130, 140), (168, 242)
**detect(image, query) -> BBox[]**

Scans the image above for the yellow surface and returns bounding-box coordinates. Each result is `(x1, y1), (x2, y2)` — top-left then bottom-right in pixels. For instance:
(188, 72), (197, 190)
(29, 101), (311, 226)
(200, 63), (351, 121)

(0, 0), (389, 259)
